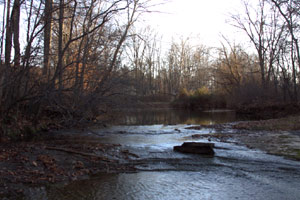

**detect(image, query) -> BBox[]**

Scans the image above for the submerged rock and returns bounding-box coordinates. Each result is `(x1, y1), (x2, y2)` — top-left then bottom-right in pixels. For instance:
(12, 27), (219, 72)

(173, 142), (215, 155)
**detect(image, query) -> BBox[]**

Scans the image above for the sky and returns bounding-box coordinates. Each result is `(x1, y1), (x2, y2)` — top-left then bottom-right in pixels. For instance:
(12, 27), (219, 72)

(0, 0), (251, 54)
(140, 0), (250, 48)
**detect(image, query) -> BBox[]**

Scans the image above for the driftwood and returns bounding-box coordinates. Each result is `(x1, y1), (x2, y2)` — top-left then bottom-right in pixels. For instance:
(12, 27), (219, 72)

(45, 146), (116, 162)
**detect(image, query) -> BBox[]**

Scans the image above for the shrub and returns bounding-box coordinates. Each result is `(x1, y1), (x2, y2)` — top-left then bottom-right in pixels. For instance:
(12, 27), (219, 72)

(172, 87), (226, 110)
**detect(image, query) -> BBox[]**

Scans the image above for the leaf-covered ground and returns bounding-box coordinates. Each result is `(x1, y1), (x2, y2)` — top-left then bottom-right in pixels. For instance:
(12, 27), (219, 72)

(0, 133), (136, 199)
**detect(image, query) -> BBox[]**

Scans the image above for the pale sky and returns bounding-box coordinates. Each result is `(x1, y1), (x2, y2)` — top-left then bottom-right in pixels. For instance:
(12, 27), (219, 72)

(0, 0), (251, 54)
(140, 0), (249, 48)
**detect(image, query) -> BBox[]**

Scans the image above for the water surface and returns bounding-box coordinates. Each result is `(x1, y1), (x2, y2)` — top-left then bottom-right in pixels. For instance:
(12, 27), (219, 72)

(30, 109), (300, 200)
(114, 109), (237, 125)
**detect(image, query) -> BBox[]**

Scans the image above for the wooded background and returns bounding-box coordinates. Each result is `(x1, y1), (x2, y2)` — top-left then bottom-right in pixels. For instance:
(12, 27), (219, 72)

(0, 0), (299, 133)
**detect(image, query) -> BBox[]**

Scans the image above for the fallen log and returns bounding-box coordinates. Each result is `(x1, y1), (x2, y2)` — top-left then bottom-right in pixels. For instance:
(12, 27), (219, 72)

(45, 146), (116, 162)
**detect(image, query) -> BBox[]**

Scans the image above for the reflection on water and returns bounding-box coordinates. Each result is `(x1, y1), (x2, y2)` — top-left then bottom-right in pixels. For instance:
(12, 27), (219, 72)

(115, 109), (237, 125)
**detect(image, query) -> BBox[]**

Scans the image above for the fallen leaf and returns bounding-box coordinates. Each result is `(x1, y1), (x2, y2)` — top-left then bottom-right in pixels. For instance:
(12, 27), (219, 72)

(32, 161), (38, 167)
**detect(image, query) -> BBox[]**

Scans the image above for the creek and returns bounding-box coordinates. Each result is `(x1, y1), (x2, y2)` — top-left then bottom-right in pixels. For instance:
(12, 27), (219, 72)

(28, 109), (300, 200)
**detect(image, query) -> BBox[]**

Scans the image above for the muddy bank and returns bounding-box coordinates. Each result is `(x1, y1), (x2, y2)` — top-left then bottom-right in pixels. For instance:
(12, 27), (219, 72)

(0, 132), (136, 199)
(236, 103), (300, 120)
(232, 115), (300, 131)
(187, 115), (300, 161)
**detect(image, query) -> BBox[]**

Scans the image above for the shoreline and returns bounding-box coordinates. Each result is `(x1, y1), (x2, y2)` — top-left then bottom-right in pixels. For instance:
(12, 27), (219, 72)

(0, 133), (137, 199)
(1, 114), (300, 199)
(187, 115), (300, 161)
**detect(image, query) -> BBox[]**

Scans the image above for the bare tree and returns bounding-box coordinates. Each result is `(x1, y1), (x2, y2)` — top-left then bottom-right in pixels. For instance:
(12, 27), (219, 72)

(231, 0), (269, 88)
(270, 0), (300, 101)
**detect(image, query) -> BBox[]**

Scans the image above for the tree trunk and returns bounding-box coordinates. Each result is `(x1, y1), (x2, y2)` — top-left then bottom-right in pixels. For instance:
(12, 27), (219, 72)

(291, 41), (298, 101)
(1, 0), (12, 104)
(78, 37), (90, 93)
(74, 37), (85, 92)
(12, 0), (21, 66)
(0, 0), (7, 103)
(43, 0), (53, 76)
(56, 0), (64, 91)
(0, 0), (6, 65)
(5, 0), (12, 68)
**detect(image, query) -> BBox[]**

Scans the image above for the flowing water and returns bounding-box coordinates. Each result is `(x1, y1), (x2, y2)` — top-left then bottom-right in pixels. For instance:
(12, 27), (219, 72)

(29, 110), (300, 200)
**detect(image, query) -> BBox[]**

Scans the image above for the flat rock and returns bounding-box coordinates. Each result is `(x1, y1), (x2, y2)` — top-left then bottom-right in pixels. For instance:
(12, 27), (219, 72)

(173, 142), (215, 155)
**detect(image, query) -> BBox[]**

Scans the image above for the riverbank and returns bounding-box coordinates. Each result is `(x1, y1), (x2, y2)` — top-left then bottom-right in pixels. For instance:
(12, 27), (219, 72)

(0, 132), (137, 199)
(1, 113), (300, 199)
(187, 115), (300, 161)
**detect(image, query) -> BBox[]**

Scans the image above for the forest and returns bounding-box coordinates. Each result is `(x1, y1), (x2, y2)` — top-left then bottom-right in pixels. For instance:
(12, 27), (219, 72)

(0, 0), (300, 139)
(2, 1), (300, 199)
